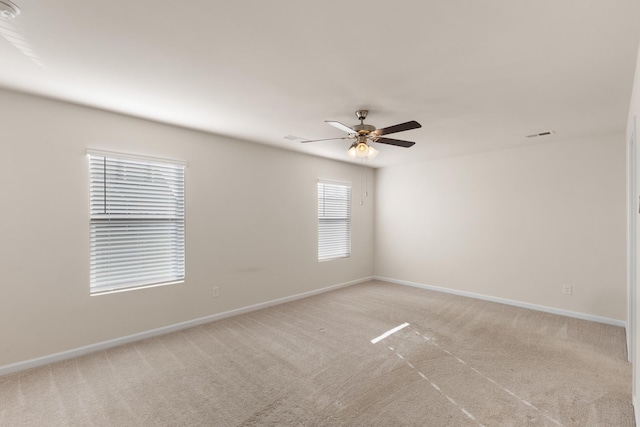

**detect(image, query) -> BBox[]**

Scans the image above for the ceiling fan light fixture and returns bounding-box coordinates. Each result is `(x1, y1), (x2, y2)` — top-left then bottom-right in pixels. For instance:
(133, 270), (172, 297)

(366, 145), (379, 160)
(347, 145), (358, 158)
(348, 142), (379, 160)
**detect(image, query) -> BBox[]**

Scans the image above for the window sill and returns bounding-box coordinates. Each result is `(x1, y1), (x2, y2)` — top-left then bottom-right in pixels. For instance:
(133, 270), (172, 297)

(90, 280), (184, 296)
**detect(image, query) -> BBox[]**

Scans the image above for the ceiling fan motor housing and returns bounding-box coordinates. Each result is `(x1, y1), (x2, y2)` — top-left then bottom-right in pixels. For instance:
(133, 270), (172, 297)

(352, 123), (376, 134)
(353, 110), (375, 134)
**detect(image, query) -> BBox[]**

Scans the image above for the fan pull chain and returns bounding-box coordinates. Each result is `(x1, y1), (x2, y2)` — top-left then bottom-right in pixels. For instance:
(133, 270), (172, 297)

(360, 161), (364, 205)
(360, 159), (369, 206)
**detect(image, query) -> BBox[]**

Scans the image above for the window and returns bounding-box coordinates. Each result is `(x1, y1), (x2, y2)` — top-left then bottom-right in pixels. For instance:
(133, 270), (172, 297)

(88, 150), (185, 294)
(318, 181), (351, 261)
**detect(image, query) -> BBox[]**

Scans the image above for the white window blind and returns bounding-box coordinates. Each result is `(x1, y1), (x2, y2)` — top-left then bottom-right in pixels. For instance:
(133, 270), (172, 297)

(88, 151), (185, 293)
(318, 181), (351, 261)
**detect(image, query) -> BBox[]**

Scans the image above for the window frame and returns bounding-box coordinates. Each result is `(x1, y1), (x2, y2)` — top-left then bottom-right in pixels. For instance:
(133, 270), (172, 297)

(87, 149), (186, 295)
(317, 180), (352, 261)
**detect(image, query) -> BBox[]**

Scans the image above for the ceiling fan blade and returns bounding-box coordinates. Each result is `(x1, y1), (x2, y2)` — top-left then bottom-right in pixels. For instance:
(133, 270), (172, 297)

(0, 16), (44, 66)
(374, 120), (421, 136)
(373, 137), (416, 148)
(325, 121), (355, 134)
(300, 136), (351, 143)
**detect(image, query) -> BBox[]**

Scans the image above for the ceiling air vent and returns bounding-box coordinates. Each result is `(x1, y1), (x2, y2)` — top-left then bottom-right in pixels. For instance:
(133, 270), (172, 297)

(526, 130), (556, 138)
(0, 0), (20, 19)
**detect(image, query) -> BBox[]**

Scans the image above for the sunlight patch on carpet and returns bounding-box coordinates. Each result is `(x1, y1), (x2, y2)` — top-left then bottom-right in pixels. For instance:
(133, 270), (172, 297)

(370, 322), (410, 344)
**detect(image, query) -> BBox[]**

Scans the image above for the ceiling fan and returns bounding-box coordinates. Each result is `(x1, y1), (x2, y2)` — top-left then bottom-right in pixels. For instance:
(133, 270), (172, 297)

(302, 110), (421, 159)
(0, 0), (43, 66)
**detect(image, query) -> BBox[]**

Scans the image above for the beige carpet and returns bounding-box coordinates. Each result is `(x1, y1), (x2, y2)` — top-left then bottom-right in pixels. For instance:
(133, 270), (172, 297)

(0, 280), (633, 426)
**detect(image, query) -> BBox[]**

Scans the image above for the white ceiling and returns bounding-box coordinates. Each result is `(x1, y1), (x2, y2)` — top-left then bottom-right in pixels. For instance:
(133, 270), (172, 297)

(1, 1), (639, 167)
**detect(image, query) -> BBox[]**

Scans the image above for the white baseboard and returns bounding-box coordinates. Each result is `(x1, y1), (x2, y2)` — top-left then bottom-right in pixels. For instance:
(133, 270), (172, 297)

(375, 276), (627, 328)
(0, 276), (372, 377)
(635, 394), (639, 427)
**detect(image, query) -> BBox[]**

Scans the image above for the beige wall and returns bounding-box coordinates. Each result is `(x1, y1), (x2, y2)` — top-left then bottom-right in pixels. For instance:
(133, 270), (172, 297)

(629, 44), (640, 420)
(0, 89), (375, 366)
(375, 134), (627, 321)
(0, 84), (630, 369)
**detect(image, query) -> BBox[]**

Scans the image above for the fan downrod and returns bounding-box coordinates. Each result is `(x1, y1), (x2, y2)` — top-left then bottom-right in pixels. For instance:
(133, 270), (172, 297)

(353, 110), (375, 133)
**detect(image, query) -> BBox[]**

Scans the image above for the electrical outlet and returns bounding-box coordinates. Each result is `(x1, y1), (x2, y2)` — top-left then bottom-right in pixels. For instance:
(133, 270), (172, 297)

(212, 287), (219, 298)
(562, 285), (572, 295)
